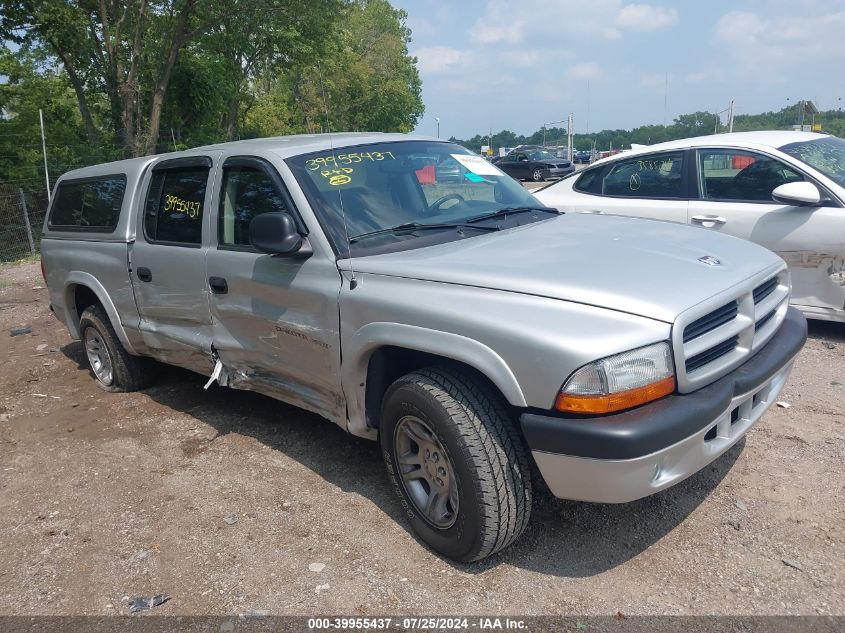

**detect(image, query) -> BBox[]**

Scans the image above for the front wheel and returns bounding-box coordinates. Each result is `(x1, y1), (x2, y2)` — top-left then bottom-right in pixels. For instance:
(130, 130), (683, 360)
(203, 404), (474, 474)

(380, 367), (532, 562)
(531, 168), (547, 182)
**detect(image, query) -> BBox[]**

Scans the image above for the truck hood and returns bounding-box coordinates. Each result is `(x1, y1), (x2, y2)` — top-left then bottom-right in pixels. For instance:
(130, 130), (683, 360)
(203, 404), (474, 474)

(340, 214), (784, 323)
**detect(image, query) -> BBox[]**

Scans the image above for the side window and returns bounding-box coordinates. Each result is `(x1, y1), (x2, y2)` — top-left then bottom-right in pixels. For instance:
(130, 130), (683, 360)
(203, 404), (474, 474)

(573, 168), (601, 193)
(219, 166), (288, 247)
(49, 175), (126, 232)
(144, 166), (209, 245)
(602, 152), (685, 198)
(697, 150), (804, 202)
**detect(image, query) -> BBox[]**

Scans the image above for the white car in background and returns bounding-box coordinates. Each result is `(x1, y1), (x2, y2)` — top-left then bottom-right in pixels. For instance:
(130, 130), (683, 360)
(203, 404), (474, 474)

(536, 131), (845, 323)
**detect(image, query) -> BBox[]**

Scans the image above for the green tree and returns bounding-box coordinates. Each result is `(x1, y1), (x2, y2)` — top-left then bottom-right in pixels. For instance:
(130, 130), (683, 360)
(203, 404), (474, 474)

(279, 0), (424, 135)
(1, 0), (225, 156)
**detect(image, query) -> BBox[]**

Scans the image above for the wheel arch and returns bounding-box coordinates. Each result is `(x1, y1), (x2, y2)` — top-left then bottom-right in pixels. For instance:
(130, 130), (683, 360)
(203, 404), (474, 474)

(342, 323), (527, 439)
(62, 272), (137, 354)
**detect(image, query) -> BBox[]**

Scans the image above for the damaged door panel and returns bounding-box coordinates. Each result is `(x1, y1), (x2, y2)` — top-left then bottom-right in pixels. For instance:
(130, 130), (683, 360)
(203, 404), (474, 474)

(688, 149), (845, 320)
(779, 252), (845, 317)
(205, 157), (345, 424)
(129, 155), (219, 374)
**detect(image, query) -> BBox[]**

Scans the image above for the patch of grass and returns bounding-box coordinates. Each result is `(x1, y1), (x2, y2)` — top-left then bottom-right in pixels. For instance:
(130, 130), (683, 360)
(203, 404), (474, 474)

(0, 253), (40, 270)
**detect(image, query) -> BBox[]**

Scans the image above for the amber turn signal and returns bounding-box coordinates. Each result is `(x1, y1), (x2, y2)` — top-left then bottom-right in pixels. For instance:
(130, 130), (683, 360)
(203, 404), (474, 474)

(555, 375), (675, 415)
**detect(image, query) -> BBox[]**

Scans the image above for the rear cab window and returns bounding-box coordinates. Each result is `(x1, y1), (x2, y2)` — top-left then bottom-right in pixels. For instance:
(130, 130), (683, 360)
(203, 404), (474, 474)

(48, 175), (126, 232)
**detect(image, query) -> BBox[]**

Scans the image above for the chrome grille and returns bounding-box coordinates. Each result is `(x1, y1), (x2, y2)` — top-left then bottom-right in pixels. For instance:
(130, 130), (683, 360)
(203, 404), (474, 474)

(686, 335), (739, 373)
(756, 309), (777, 329)
(683, 301), (738, 343)
(672, 268), (790, 393)
(753, 277), (778, 304)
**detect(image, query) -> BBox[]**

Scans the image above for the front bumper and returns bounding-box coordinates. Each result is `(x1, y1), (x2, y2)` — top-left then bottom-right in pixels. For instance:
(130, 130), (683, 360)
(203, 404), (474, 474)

(521, 306), (807, 503)
(547, 166), (575, 178)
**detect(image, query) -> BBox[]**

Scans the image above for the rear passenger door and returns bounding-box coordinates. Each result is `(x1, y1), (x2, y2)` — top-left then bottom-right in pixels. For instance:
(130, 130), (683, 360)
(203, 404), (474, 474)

(205, 156), (345, 421)
(130, 155), (217, 374)
(581, 151), (689, 222)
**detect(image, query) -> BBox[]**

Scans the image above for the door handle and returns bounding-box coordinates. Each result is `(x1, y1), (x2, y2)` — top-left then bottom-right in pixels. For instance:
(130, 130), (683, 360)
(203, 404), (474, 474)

(691, 215), (727, 226)
(137, 267), (152, 282)
(209, 276), (228, 294)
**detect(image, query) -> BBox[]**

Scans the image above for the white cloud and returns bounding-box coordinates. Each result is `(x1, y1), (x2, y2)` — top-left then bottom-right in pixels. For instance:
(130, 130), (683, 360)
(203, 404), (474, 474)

(413, 46), (469, 75)
(714, 10), (845, 71)
(567, 63), (603, 80)
(615, 4), (679, 31)
(498, 48), (576, 69)
(444, 74), (519, 96)
(467, 1), (679, 45)
(468, 2), (526, 44)
(640, 72), (671, 89)
(405, 16), (436, 40)
(683, 69), (723, 85)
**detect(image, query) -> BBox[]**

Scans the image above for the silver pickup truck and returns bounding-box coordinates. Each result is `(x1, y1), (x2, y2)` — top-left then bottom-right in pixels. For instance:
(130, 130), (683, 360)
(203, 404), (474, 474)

(41, 133), (807, 562)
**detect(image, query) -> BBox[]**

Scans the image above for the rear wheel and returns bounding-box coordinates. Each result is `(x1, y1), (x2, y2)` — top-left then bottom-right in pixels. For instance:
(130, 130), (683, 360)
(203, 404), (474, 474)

(79, 305), (153, 392)
(380, 367), (532, 562)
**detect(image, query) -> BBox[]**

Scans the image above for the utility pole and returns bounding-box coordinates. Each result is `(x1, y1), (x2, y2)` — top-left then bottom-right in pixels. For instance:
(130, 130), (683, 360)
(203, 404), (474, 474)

(39, 109), (51, 203)
(728, 99), (735, 133)
(567, 112), (574, 162)
(663, 73), (669, 127)
(19, 188), (36, 255)
(435, 117), (440, 138)
(586, 80), (590, 134)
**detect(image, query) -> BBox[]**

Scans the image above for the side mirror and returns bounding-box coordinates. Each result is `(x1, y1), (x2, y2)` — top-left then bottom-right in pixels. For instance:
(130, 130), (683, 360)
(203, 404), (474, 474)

(249, 212), (305, 255)
(771, 181), (822, 206)
(519, 157), (528, 162)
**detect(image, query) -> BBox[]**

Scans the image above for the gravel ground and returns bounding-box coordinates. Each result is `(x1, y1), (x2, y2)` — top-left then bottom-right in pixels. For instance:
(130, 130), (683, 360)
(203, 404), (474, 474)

(0, 259), (843, 617)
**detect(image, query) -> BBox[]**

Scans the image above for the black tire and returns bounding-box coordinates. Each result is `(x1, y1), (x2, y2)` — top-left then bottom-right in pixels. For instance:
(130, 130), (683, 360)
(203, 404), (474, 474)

(380, 366), (532, 562)
(79, 305), (154, 392)
(531, 168), (547, 182)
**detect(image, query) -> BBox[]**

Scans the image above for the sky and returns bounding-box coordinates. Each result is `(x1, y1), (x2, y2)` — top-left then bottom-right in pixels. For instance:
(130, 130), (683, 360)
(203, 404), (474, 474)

(391, 0), (845, 140)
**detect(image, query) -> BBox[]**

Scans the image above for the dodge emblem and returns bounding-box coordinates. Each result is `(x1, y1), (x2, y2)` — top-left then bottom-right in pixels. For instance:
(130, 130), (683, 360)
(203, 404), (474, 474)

(698, 255), (721, 266)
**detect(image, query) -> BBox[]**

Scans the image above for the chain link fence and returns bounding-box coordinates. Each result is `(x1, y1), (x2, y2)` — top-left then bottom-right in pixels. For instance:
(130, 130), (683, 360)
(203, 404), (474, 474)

(0, 189), (49, 263)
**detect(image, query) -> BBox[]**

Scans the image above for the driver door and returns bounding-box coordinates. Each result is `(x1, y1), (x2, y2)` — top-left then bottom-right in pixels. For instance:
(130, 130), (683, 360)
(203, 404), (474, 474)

(512, 152), (530, 179)
(205, 156), (345, 421)
(688, 148), (845, 314)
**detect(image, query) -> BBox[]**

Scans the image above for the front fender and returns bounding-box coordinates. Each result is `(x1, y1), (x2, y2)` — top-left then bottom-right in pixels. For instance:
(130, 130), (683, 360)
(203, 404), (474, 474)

(342, 322), (527, 439)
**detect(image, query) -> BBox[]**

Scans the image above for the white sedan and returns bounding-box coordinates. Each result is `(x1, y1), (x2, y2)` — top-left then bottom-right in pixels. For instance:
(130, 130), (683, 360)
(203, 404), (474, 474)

(535, 131), (845, 323)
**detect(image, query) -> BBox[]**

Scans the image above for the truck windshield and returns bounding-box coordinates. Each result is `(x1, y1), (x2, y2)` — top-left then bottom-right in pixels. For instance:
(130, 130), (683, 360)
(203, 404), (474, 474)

(780, 136), (845, 188)
(286, 141), (545, 255)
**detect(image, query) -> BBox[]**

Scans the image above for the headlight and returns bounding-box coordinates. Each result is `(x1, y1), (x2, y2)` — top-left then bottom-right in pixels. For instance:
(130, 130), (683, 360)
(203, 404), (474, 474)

(555, 341), (675, 414)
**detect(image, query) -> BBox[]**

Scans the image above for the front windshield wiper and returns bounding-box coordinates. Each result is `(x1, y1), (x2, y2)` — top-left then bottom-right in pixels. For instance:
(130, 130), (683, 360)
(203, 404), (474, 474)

(349, 222), (499, 244)
(465, 206), (560, 224)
